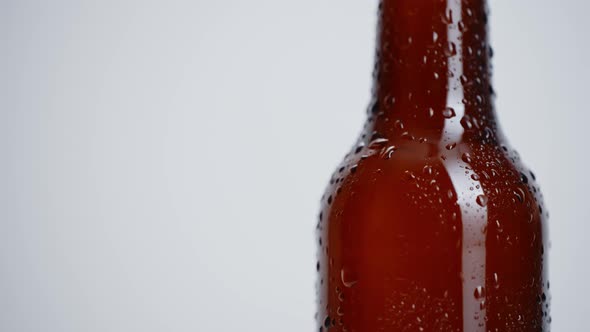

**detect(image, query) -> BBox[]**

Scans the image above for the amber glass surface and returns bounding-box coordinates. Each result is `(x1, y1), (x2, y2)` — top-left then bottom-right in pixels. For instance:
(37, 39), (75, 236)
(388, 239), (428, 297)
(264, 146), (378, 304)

(316, 0), (550, 331)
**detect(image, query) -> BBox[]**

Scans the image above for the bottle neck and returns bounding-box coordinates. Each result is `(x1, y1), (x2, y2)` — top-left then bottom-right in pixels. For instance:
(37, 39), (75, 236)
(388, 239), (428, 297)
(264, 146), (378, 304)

(368, 0), (497, 141)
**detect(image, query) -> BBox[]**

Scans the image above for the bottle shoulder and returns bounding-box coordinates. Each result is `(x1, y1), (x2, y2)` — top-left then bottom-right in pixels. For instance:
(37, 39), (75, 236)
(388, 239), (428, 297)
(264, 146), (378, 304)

(320, 138), (546, 221)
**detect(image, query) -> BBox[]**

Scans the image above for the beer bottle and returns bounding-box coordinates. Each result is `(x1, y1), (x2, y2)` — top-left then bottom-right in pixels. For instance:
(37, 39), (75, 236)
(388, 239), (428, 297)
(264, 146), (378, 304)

(316, 0), (550, 331)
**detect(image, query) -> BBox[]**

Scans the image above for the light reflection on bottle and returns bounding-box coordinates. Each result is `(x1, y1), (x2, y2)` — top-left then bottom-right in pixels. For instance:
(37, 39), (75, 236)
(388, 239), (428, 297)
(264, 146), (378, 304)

(440, 1), (488, 331)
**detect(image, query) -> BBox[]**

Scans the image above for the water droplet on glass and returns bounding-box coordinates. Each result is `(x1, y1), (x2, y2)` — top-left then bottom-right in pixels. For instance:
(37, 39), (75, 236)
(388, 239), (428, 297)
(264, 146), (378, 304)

(446, 143), (457, 150)
(369, 137), (389, 148)
(442, 9), (453, 24)
(458, 21), (466, 32)
(476, 95), (484, 105)
(404, 171), (417, 182)
(495, 220), (503, 233)
(460, 75), (469, 84)
(474, 286), (486, 299)
(513, 188), (525, 203)
(476, 195), (488, 207)
(520, 172), (529, 184)
(461, 116), (474, 130)
(530, 171), (537, 181)
(444, 42), (457, 57)
(493, 273), (500, 289)
(341, 269), (358, 288)
(442, 107), (456, 119)
(462, 153), (473, 163)
(447, 190), (455, 200)
(385, 94), (396, 107)
(401, 132), (414, 141)
(381, 146), (397, 159)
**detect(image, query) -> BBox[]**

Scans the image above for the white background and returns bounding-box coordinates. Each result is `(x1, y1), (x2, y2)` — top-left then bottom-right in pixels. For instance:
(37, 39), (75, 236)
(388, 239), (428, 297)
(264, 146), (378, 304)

(0, 0), (587, 331)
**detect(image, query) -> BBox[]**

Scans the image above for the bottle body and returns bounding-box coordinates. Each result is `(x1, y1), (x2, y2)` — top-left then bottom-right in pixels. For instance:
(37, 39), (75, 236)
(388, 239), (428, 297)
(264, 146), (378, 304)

(316, 1), (550, 331)
(317, 136), (550, 331)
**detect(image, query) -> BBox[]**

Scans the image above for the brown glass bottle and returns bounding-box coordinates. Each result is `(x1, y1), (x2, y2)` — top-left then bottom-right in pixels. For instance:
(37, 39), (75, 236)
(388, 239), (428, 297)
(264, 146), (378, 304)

(316, 0), (550, 331)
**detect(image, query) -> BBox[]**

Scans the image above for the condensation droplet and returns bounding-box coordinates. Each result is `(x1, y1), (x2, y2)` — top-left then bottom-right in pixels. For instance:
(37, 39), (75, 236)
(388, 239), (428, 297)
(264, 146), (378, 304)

(461, 116), (474, 130)
(444, 42), (457, 57)
(520, 172), (529, 184)
(369, 137), (389, 148)
(460, 75), (469, 84)
(442, 107), (456, 119)
(476, 95), (484, 105)
(476, 195), (488, 207)
(513, 188), (525, 203)
(493, 273), (500, 289)
(442, 9), (453, 24)
(324, 316), (332, 328)
(341, 269), (358, 288)
(401, 132), (414, 141)
(458, 21), (466, 32)
(447, 189), (455, 200)
(474, 286), (486, 299)
(386, 94), (396, 107)
(381, 145), (397, 160)
(462, 153), (473, 164)
(404, 170), (417, 182)
(495, 220), (503, 233)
